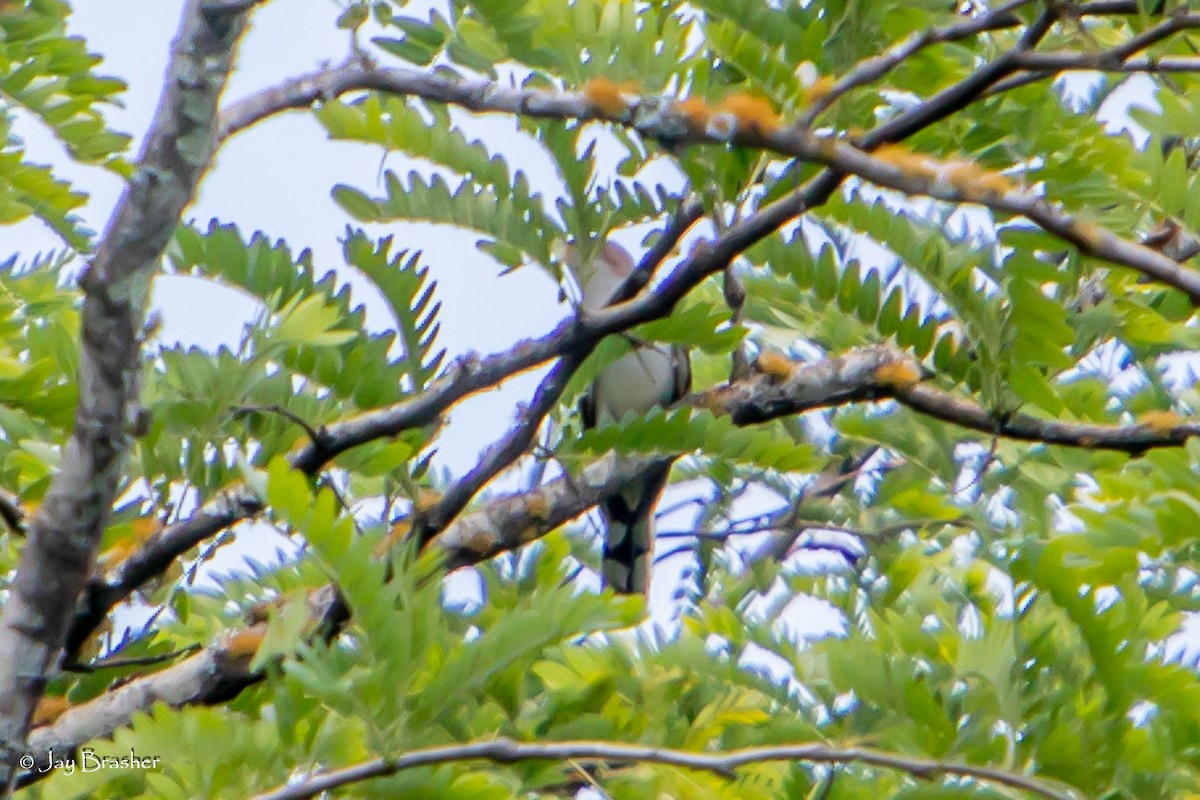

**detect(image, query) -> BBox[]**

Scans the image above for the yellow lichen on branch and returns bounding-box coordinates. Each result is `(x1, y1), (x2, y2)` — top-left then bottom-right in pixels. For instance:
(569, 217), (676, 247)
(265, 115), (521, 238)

(874, 361), (922, 388)
(523, 492), (551, 522)
(938, 159), (1015, 196)
(223, 625), (267, 661)
(31, 696), (70, 728)
(803, 75), (836, 105)
(873, 144), (941, 179)
(1074, 221), (1108, 251)
(712, 93), (780, 136)
(872, 144), (1015, 196)
(755, 350), (798, 380)
(673, 97), (712, 130)
(1138, 410), (1182, 433)
(582, 77), (641, 116)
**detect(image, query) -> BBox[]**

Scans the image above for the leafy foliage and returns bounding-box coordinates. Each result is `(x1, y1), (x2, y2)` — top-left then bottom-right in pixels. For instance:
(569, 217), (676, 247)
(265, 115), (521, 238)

(11, 1), (1200, 799)
(0, 0), (128, 248)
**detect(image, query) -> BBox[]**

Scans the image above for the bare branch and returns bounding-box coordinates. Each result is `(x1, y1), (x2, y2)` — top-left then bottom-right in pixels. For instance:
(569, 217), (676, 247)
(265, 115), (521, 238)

(248, 736), (1080, 800)
(0, 0), (258, 784)
(798, 0), (1033, 125)
(71, 336), (1200, 660)
(63, 499), (262, 660)
(1073, 0), (1139, 12)
(18, 632), (263, 789)
(893, 382), (1200, 451)
(1099, 9), (1200, 63)
(283, 201), (718, 477)
(1016, 52), (1200, 73)
(701, 346), (1200, 452)
(413, 353), (590, 547)
(19, 586), (343, 790)
(434, 453), (653, 570)
(814, 139), (1200, 302)
(218, 0), (1150, 142)
(438, 344), (1200, 570)
(607, 198), (706, 306)
(1012, 10), (1200, 73)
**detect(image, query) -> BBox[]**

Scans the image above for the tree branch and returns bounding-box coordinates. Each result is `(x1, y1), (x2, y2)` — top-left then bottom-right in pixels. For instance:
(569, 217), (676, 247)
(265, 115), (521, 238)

(17, 635), (262, 790)
(1072, 0), (1139, 12)
(18, 585), (342, 790)
(283, 201), (722, 477)
(1011, 9), (1200, 73)
(247, 736), (1079, 800)
(819, 138), (1200, 301)
(63, 498), (262, 660)
(435, 453), (656, 570)
(77, 340), (1200, 658)
(60, 200), (706, 659)
(0, 0), (257, 786)
(702, 346), (1200, 451)
(436, 345), (1200, 570)
(218, 9), (1200, 302)
(797, 0), (1033, 125)
(216, 0), (1148, 143)
(893, 382), (1200, 451)
(412, 353), (590, 547)
(1016, 52), (1200, 73)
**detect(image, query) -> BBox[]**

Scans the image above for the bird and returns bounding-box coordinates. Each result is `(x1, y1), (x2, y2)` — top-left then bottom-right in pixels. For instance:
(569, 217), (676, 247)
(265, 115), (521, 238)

(566, 240), (691, 594)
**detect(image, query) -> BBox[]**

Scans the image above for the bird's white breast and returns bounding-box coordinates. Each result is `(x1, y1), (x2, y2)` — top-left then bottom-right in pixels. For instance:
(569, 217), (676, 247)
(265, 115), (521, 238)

(593, 344), (676, 424)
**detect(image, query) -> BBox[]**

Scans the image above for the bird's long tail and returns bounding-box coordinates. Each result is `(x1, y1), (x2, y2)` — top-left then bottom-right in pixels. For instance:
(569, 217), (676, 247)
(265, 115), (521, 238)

(600, 460), (673, 594)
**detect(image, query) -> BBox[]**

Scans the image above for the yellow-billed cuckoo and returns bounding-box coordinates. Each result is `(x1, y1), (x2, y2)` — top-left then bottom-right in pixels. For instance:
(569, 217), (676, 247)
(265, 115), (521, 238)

(569, 241), (691, 594)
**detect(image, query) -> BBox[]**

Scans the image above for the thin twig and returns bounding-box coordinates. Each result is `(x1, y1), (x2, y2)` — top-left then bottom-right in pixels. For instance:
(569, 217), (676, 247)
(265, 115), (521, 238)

(231, 404), (328, 450)
(248, 736), (1080, 800)
(63, 644), (203, 674)
(797, 0), (1033, 125)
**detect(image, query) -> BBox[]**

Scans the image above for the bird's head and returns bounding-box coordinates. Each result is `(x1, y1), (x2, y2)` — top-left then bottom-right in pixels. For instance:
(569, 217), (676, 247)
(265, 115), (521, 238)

(559, 239), (635, 312)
